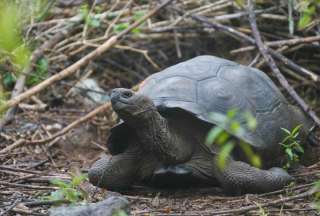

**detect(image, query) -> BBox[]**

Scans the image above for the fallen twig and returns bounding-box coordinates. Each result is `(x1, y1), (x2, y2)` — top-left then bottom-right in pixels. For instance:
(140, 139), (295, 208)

(231, 35), (320, 54)
(29, 102), (111, 144)
(0, 198), (22, 216)
(0, 139), (25, 154)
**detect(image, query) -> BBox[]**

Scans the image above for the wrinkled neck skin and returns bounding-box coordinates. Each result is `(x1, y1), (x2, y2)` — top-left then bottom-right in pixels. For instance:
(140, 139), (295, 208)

(127, 109), (170, 144)
(123, 109), (179, 164)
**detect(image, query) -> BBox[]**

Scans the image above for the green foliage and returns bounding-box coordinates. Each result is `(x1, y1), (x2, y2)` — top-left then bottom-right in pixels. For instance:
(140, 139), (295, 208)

(26, 58), (48, 86)
(280, 125), (304, 169)
(113, 23), (130, 33)
(112, 210), (128, 216)
(44, 174), (88, 205)
(113, 11), (146, 34)
(0, 1), (31, 71)
(80, 4), (101, 28)
(3, 72), (16, 89)
(288, 0), (320, 32)
(253, 201), (268, 216)
(0, 0), (51, 92)
(234, 0), (245, 8)
(206, 109), (261, 170)
(296, 0), (319, 30)
(313, 181), (320, 212)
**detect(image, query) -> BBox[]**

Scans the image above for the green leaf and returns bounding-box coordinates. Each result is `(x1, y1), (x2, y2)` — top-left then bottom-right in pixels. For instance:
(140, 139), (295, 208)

(217, 131), (230, 145)
(230, 121), (241, 133)
(298, 5), (315, 30)
(27, 57), (48, 86)
(132, 28), (141, 34)
(281, 127), (291, 135)
(296, 145), (304, 154)
(113, 210), (128, 216)
(206, 127), (224, 146)
(50, 179), (70, 189)
(71, 174), (87, 187)
(217, 141), (235, 170)
(87, 16), (101, 28)
(113, 23), (129, 33)
(227, 108), (238, 119)
(133, 11), (145, 21)
(234, 0), (245, 8)
(244, 112), (257, 130)
(3, 72), (16, 89)
(64, 188), (79, 203)
(285, 148), (294, 160)
(292, 124), (302, 134)
(251, 155), (262, 168)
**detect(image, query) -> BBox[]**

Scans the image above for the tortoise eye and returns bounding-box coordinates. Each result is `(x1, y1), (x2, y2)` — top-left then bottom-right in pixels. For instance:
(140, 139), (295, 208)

(121, 91), (133, 98)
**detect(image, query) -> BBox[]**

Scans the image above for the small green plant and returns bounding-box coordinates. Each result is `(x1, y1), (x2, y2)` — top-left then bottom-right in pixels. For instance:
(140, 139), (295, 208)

(79, 4), (101, 28)
(0, 1), (52, 112)
(296, 0), (320, 30)
(253, 201), (268, 216)
(26, 58), (48, 86)
(312, 180), (320, 212)
(44, 174), (88, 204)
(113, 10), (146, 34)
(112, 210), (128, 216)
(206, 109), (261, 170)
(288, 0), (320, 33)
(280, 125), (304, 169)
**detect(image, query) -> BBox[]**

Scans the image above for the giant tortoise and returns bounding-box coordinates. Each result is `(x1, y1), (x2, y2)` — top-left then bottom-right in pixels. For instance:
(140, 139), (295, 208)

(89, 55), (316, 194)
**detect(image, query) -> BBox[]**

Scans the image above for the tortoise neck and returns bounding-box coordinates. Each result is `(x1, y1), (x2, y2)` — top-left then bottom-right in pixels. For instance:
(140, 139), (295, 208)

(134, 110), (172, 155)
(135, 110), (168, 136)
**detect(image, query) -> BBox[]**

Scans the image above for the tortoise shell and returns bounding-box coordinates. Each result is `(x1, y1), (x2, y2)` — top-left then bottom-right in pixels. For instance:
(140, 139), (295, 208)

(107, 56), (312, 155)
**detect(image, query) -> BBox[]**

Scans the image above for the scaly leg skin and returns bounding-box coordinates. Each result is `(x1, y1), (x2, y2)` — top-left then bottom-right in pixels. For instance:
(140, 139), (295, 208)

(213, 158), (294, 195)
(88, 146), (142, 190)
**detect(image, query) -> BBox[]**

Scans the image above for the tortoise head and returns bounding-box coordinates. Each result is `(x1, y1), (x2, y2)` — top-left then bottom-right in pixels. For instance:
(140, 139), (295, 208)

(110, 88), (157, 123)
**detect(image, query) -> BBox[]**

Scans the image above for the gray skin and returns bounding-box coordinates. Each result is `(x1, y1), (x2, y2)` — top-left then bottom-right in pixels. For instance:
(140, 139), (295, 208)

(89, 89), (298, 194)
(88, 56), (318, 194)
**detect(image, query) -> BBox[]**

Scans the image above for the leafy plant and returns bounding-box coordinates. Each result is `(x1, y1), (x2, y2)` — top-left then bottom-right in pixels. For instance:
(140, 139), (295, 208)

(253, 201), (268, 216)
(0, 1), (31, 71)
(113, 210), (128, 216)
(113, 23), (130, 33)
(79, 4), (101, 28)
(280, 125), (304, 169)
(312, 180), (320, 212)
(113, 10), (146, 34)
(206, 109), (261, 170)
(296, 0), (319, 30)
(26, 58), (48, 86)
(288, 0), (320, 33)
(44, 174), (88, 205)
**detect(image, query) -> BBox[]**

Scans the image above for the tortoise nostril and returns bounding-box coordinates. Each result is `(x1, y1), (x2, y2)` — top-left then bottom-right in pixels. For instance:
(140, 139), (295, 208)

(121, 91), (133, 99)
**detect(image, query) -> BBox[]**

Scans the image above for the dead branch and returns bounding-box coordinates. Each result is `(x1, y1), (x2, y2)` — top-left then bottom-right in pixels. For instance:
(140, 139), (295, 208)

(231, 35), (320, 54)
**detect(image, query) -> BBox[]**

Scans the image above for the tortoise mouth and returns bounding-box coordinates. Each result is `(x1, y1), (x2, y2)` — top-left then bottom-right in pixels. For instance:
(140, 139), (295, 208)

(111, 99), (134, 112)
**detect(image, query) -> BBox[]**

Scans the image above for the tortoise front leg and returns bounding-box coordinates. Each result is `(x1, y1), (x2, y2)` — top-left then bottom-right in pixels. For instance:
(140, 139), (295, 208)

(213, 158), (294, 194)
(88, 146), (142, 190)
